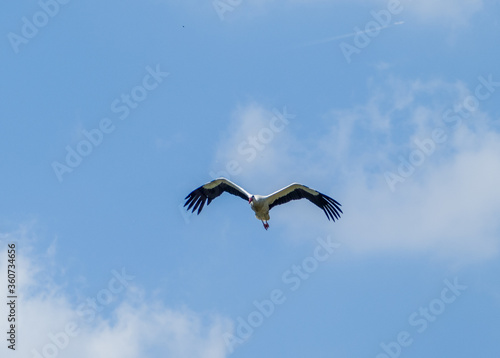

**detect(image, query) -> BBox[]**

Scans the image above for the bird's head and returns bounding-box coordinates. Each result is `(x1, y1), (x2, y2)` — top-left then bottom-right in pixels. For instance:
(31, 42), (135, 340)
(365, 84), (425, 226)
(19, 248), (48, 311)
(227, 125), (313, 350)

(249, 195), (254, 204)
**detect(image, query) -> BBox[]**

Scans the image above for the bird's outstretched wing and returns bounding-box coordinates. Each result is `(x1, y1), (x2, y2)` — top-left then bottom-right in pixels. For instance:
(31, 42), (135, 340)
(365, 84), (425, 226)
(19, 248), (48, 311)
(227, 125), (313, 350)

(184, 178), (251, 215)
(266, 183), (342, 221)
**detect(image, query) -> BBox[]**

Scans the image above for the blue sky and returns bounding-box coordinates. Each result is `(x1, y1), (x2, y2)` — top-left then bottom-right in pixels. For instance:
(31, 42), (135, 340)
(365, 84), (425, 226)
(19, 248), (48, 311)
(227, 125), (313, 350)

(1, 0), (500, 357)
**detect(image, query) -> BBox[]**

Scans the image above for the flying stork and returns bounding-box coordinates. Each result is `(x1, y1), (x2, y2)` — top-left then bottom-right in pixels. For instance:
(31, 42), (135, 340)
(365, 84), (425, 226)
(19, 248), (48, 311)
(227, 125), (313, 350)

(184, 178), (342, 230)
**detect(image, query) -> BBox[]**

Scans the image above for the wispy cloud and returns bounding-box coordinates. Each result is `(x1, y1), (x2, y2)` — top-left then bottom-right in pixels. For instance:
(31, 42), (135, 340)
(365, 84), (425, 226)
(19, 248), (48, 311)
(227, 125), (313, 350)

(0, 229), (232, 358)
(210, 103), (295, 191)
(212, 76), (500, 262)
(399, 0), (483, 25)
(302, 21), (405, 47)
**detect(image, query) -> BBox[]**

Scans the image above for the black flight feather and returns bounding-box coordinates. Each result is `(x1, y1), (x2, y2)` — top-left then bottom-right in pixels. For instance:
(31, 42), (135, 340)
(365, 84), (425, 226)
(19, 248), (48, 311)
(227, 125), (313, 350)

(268, 187), (342, 221)
(184, 181), (249, 215)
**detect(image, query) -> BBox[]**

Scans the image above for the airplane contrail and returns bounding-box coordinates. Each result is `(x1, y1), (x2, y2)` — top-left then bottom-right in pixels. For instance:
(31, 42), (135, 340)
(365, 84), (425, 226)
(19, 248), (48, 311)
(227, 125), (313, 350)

(302, 21), (405, 47)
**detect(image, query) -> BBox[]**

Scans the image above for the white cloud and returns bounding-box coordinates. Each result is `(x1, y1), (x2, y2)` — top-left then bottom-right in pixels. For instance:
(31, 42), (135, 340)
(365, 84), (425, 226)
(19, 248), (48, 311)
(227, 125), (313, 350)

(80, 302), (230, 358)
(210, 102), (295, 191)
(213, 76), (500, 263)
(0, 231), (232, 358)
(340, 134), (500, 259)
(162, 0), (484, 27)
(399, 0), (483, 26)
(307, 0), (484, 25)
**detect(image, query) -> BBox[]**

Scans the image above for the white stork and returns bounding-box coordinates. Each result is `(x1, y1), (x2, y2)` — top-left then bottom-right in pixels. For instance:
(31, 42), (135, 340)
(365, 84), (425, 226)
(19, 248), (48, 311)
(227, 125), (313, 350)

(184, 178), (342, 230)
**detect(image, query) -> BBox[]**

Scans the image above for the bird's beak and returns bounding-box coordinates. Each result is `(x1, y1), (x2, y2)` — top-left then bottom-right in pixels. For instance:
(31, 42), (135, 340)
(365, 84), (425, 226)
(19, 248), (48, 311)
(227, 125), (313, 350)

(248, 197), (253, 204)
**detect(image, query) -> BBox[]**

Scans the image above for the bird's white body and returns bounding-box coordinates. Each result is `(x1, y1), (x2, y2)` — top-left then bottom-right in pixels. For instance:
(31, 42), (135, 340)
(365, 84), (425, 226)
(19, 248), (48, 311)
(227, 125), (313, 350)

(249, 195), (270, 221)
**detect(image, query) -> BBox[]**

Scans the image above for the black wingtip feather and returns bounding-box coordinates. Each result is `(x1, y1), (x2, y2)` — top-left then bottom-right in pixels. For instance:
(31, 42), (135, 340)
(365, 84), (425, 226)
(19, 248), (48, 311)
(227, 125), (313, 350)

(183, 180), (249, 216)
(268, 187), (342, 222)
